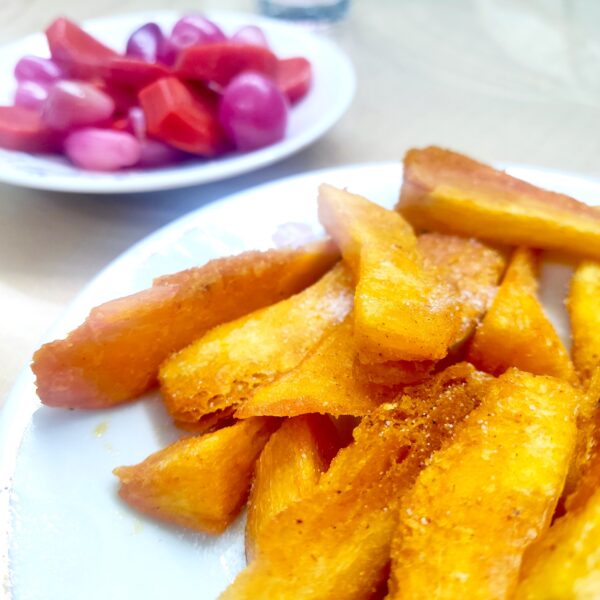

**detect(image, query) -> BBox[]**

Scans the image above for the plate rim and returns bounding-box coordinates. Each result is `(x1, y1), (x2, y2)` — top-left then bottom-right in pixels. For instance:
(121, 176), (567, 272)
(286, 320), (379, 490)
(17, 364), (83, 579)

(3, 160), (600, 599)
(0, 9), (356, 194)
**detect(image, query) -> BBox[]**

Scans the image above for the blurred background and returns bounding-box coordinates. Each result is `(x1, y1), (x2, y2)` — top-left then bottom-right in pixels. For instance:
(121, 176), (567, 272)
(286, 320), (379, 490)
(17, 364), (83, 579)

(2, 0), (600, 400)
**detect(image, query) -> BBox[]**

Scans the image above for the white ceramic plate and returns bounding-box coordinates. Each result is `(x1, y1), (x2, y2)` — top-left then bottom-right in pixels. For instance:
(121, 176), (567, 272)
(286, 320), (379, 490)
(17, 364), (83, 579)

(0, 11), (354, 194)
(2, 162), (599, 600)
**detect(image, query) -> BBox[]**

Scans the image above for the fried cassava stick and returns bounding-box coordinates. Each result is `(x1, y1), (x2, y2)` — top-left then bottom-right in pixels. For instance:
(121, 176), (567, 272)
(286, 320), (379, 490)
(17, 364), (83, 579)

(398, 146), (600, 259)
(32, 239), (339, 408)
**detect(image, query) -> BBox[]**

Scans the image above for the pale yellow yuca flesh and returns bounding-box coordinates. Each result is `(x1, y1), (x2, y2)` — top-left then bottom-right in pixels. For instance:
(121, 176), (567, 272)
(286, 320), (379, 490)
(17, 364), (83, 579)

(221, 364), (490, 600)
(159, 263), (353, 427)
(245, 415), (338, 561)
(467, 247), (574, 380)
(518, 491), (600, 599)
(388, 369), (580, 600)
(398, 146), (600, 259)
(318, 183), (460, 363)
(569, 260), (600, 386)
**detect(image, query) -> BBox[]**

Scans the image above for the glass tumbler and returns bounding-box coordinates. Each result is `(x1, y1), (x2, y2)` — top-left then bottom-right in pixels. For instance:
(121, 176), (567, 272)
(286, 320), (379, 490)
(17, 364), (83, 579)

(258, 0), (350, 23)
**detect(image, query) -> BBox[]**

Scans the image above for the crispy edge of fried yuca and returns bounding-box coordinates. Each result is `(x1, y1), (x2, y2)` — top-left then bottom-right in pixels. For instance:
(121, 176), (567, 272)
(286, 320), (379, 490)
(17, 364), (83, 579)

(388, 369), (579, 600)
(32, 239), (339, 409)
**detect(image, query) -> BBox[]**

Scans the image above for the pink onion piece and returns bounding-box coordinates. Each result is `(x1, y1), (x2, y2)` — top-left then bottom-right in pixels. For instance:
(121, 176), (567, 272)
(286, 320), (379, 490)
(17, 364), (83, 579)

(128, 106), (146, 139)
(219, 71), (288, 151)
(126, 106), (185, 166)
(156, 38), (178, 66)
(170, 15), (226, 53)
(14, 56), (64, 84)
(126, 22), (162, 62)
(14, 81), (49, 111)
(64, 128), (141, 171)
(125, 22), (176, 65)
(230, 25), (269, 48)
(42, 81), (115, 131)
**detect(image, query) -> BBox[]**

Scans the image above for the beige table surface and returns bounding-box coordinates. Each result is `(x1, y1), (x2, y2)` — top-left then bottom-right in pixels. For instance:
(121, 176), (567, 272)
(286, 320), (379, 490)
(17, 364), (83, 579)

(1, 0), (600, 405)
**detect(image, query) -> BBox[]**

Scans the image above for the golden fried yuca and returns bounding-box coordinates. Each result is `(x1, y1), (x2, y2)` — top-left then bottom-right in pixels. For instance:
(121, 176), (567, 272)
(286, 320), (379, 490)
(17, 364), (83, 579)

(569, 261), (600, 386)
(114, 418), (278, 534)
(316, 363), (491, 495)
(516, 412), (600, 599)
(398, 146), (600, 259)
(235, 318), (389, 419)
(32, 239), (338, 409)
(561, 368), (600, 504)
(225, 471), (396, 600)
(221, 364), (491, 600)
(35, 148), (600, 597)
(388, 369), (580, 600)
(417, 233), (507, 340)
(467, 247), (574, 380)
(565, 407), (600, 515)
(159, 263), (353, 427)
(358, 233), (507, 386)
(318, 184), (460, 363)
(239, 233), (506, 416)
(171, 406), (236, 434)
(516, 488), (600, 599)
(565, 269), (600, 502)
(240, 231), (507, 415)
(245, 415), (338, 561)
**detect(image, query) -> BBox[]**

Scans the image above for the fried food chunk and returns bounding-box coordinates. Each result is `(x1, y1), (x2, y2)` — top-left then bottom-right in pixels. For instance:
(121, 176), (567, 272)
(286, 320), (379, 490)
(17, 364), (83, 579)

(172, 407), (236, 434)
(388, 369), (579, 600)
(359, 233), (507, 386)
(418, 233), (506, 339)
(236, 318), (389, 419)
(516, 488), (600, 599)
(569, 261), (600, 386)
(221, 364), (491, 600)
(567, 263), (600, 498)
(114, 418), (277, 534)
(516, 410), (600, 599)
(245, 415), (338, 561)
(561, 368), (600, 504)
(32, 240), (339, 409)
(467, 247), (574, 380)
(159, 264), (353, 427)
(565, 406), (600, 515)
(398, 146), (600, 259)
(239, 234), (506, 416)
(318, 184), (459, 363)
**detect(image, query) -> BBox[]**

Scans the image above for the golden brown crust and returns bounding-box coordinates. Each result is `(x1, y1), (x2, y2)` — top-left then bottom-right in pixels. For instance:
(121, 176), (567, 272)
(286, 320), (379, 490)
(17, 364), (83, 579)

(236, 318), (393, 419)
(401, 146), (600, 219)
(318, 183), (460, 363)
(398, 147), (600, 258)
(114, 417), (278, 534)
(159, 264), (353, 426)
(32, 240), (339, 409)
(245, 415), (338, 561)
(221, 364), (490, 600)
(466, 247), (574, 380)
(388, 370), (580, 599)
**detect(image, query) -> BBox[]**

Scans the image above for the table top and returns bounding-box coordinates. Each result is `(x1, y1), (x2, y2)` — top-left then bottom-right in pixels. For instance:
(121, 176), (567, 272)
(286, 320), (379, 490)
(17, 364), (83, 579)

(2, 0), (600, 405)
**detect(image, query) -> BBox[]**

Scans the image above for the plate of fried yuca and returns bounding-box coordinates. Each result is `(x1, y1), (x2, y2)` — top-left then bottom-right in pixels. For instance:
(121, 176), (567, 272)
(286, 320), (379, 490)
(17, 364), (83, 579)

(3, 147), (600, 600)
